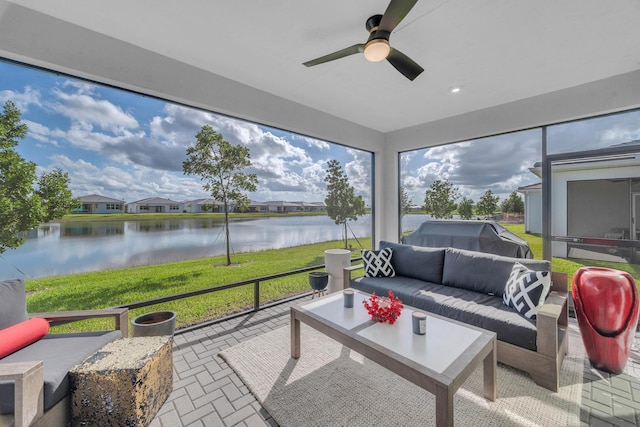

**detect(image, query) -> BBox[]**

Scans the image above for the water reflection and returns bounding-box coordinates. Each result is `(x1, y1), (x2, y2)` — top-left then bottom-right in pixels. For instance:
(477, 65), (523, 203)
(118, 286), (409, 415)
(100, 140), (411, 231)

(1, 214), (431, 279)
(61, 222), (125, 238)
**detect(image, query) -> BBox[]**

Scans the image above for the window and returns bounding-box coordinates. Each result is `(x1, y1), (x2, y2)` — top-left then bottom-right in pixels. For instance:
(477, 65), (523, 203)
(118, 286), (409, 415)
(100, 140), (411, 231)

(399, 129), (541, 234)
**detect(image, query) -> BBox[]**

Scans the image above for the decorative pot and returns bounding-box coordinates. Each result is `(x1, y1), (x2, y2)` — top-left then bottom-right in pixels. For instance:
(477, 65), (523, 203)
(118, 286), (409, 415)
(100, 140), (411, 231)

(324, 249), (351, 294)
(572, 267), (639, 373)
(131, 310), (177, 337)
(309, 272), (328, 298)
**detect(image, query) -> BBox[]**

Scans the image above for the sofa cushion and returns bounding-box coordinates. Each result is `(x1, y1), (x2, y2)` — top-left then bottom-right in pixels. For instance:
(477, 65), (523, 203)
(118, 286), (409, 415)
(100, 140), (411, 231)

(351, 275), (441, 309)
(0, 330), (121, 414)
(0, 317), (50, 358)
(442, 247), (551, 297)
(379, 241), (445, 283)
(412, 285), (538, 351)
(0, 279), (29, 330)
(362, 248), (395, 277)
(503, 263), (551, 318)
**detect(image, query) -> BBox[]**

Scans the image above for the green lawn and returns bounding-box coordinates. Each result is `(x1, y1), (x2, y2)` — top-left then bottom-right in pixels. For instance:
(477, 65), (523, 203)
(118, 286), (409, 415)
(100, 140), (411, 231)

(25, 223), (640, 334)
(26, 238), (370, 333)
(502, 224), (640, 285)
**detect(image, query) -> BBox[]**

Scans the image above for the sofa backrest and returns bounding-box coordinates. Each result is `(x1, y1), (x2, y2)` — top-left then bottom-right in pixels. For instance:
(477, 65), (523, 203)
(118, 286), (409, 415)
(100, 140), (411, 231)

(442, 247), (551, 297)
(379, 241), (446, 283)
(0, 279), (29, 330)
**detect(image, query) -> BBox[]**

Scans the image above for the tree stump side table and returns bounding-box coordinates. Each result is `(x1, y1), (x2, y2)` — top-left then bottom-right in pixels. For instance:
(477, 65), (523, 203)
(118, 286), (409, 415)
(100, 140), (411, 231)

(69, 336), (173, 427)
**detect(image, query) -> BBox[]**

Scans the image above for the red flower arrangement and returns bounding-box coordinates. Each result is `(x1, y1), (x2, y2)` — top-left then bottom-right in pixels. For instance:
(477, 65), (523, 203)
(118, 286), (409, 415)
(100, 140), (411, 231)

(363, 290), (404, 324)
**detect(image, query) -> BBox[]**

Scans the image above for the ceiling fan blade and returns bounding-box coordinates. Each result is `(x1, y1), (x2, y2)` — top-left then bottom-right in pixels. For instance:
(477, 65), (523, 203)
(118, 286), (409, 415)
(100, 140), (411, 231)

(303, 44), (365, 67)
(378, 0), (419, 33)
(387, 48), (424, 81)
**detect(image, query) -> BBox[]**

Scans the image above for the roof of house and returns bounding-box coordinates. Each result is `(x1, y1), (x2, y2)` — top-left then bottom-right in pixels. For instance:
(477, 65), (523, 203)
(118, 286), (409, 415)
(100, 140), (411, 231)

(517, 183), (542, 193)
(128, 197), (181, 205)
(78, 194), (123, 203)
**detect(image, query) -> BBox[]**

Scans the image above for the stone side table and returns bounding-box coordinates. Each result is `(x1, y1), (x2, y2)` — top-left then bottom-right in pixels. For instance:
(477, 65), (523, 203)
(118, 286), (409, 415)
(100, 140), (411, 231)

(69, 336), (173, 427)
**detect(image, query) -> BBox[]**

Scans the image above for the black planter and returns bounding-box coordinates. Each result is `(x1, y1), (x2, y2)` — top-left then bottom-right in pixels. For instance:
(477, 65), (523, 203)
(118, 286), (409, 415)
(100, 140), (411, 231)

(131, 310), (176, 337)
(309, 272), (328, 298)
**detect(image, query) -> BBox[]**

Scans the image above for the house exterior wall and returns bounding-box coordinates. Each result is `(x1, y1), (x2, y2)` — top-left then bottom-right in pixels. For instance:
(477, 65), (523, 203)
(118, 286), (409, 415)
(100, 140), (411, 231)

(76, 201), (123, 214)
(550, 163), (640, 258)
(523, 191), (542, 234)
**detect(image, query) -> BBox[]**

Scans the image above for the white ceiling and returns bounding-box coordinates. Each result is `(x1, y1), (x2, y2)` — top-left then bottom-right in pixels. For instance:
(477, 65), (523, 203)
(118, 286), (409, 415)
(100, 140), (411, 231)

(4, 0), (640, 133)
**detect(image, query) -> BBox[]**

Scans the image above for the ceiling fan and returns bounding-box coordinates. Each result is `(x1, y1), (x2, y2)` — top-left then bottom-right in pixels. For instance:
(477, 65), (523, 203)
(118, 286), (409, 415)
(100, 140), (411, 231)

(303, 0), (424, 81)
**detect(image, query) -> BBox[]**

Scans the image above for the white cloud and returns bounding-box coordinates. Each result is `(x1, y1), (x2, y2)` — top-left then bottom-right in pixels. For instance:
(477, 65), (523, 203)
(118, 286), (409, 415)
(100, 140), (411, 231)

(345, 149), (372, 197)
(292, 134), (331, 151)
(0, 86), (42, 112)
(48, 154), (206, 202)
(50, 89), (139, 132)
(62, 80), (98, 95)
(22, 119), (59, 146)
(15, 83), (371, 204)
(402, 131), (542, 202)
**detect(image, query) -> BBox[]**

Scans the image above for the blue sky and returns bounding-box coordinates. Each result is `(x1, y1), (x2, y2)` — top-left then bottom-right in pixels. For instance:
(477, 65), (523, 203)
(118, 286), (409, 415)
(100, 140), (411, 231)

(0, 61), (372, 204)
(2, 60), (639, 209)
(401, 110), (640, 205)
(401, 130), (543, 204)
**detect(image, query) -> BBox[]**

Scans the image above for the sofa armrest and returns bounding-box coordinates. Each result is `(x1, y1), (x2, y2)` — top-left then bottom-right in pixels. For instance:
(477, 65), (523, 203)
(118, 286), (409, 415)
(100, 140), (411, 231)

(343, 264), (364, 290)
(536, 290), (568, 357)
(0, 361), (44, 427)
(30, 308), (129, 338)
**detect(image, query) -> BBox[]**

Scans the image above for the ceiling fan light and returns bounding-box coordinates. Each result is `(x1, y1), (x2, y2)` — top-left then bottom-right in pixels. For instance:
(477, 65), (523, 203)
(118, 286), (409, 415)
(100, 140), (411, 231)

(364, 39), (390, 62)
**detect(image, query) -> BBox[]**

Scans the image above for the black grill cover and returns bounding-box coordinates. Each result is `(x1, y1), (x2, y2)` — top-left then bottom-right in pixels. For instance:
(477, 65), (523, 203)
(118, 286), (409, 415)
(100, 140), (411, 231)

(401, 220), (532, 259)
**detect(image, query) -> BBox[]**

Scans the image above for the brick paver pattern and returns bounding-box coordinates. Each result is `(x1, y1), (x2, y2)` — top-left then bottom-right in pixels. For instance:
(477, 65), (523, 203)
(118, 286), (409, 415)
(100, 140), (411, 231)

(148, 295), (640, 427)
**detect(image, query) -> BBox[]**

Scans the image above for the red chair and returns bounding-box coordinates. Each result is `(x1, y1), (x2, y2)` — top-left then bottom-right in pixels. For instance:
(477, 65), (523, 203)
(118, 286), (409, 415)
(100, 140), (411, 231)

(572, 267), (639, 374)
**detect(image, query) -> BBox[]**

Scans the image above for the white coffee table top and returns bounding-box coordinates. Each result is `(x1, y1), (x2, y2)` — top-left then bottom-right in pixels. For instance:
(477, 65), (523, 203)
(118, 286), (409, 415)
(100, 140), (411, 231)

(300, 291), (371, 330)
(298, 290), (490, 376)
(357, 307), (483, 374)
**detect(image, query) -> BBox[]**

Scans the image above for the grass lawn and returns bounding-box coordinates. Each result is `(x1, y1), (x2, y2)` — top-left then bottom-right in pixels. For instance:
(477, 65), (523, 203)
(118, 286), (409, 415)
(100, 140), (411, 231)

(502, 224), (640, 285)
(26, 238), (370, 333)
(25, 224), (640, 334)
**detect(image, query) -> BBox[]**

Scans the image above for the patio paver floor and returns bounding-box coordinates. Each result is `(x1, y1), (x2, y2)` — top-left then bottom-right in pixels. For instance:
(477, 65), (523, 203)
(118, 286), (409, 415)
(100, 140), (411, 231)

(148, 295), (640, 427)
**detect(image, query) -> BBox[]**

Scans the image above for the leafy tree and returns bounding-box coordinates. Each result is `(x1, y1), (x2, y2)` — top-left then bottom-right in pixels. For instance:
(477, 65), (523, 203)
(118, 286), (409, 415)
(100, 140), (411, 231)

(36, 168), (76, 220)
(400, 186), (412, 219)
(324, 159), (366, 249)
(0, 101), (78, 254)
(502, 191), (524, 215)
(476, 189), (500, 217)
(457, 196), (474, 220)
(183, 125), (258, 265)
(423, 179), (460, 219)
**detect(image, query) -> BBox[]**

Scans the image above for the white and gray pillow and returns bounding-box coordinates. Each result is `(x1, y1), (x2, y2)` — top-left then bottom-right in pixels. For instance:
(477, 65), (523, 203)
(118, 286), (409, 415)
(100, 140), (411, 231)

(362, 248), (396, 278)
(503, 263), (551, 318)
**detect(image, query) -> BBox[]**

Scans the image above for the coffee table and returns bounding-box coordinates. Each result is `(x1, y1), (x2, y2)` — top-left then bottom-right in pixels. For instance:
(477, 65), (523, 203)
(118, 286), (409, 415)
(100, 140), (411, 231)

(290, 290), (497, 427)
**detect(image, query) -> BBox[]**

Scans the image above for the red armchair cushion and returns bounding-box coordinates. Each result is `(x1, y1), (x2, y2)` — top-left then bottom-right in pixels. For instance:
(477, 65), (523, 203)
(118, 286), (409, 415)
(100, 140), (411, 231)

(0, 317), (50, 358)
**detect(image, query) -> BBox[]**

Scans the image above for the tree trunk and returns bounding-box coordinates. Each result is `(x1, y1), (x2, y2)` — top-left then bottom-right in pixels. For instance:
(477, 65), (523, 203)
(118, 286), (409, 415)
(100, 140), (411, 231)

(343, 222), (348, 249)
(224, 204), (231, 265)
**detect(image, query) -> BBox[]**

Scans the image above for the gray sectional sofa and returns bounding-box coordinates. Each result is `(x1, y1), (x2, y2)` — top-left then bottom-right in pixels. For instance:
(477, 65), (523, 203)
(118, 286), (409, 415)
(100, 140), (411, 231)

(344, 241), (569, 391)
(0, 279), (128, 427)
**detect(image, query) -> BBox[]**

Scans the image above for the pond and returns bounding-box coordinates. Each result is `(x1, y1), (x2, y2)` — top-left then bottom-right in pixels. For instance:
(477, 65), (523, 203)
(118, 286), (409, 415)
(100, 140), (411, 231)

(0, 214), (431, 279)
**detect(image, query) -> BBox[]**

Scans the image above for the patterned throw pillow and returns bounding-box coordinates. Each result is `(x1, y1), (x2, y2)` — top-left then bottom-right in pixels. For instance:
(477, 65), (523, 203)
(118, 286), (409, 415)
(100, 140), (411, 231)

(362, 248), (396, 278)
(503, 263), (551, 319)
